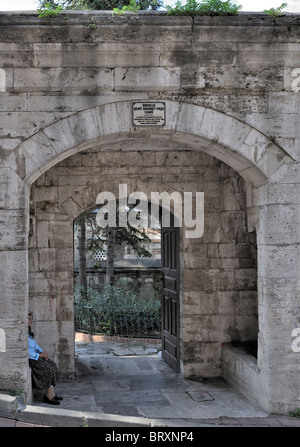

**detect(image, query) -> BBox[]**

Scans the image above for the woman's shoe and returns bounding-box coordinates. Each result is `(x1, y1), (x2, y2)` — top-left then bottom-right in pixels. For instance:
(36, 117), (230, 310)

(54, 394), (63, 401)
(43, 395), (60, 405)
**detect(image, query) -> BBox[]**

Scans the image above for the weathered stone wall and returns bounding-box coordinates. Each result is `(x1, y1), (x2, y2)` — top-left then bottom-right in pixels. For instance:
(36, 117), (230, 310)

(0, 12), (299, 163)
(28, 149), (257, 378)
(0, 11), (299, 413)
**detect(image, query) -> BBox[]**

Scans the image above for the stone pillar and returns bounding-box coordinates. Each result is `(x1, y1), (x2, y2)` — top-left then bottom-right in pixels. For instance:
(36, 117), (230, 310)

(256, 176), (300, 413)
(28, 179), (75, 380)
(0, 168), (30, 396)
(51, 219), (75, 379)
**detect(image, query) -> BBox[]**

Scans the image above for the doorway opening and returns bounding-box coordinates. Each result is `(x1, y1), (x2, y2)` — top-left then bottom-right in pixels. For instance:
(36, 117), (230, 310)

(27, 146), (257, 389)
(73, 203), (163, 349)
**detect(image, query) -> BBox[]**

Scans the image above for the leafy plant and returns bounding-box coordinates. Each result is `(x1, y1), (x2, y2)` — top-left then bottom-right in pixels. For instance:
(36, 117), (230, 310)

(166, 0), (242, 16)
(56, 0), (162, 10)
(10, 389), (22, 396)
(113, 0), (140, 14)
(88, 16), (97, 29)
(37, 2), (63, 17)
(81, 416), (89, 426)
(289, 408), (300, 418)
(263, 2), (288, 17)
(74, 283), (161, 337)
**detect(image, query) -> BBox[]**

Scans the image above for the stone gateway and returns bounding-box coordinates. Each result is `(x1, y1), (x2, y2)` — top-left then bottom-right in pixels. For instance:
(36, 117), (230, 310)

(0, 10), (299, 415)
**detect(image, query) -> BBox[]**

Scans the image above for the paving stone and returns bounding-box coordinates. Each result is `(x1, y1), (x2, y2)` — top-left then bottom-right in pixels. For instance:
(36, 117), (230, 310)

(0, 417), (15, 427)
(187, 390), (215, 402)
(100, 406), (141, 417)
(94, 389), (170, 407)
(3, 340), (300, 426)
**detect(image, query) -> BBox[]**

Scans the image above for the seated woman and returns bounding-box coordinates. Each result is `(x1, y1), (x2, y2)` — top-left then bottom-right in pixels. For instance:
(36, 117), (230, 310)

(28, 311), (63, 405)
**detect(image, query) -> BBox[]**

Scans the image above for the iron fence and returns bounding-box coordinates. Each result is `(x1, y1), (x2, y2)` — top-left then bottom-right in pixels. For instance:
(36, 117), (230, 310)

(75, 301), (161, 339)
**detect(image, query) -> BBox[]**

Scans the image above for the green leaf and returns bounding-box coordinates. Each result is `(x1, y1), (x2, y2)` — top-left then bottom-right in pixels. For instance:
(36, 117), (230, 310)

(166, 0), (242, 16)
(263, 2), (288, 17)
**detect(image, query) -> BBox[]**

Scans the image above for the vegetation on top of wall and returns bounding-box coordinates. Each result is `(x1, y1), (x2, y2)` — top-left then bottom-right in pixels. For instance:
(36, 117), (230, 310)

(37, 1), (63, 17)
(37, 0), (162, 14)
(113, 0), (140, 14)
(166, 0), (288, 17)
(165, 0), (242, 16)
(64, 0), (163, 9)
(263, 2), (288, 17)
(37, 0), (288, 18)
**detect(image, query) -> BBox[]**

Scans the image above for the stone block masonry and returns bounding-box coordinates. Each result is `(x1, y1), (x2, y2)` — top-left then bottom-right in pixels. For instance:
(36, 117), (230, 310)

(0, 12), (298, 163)
(0, 11), (299, 415)
(29, 149), (258, 380)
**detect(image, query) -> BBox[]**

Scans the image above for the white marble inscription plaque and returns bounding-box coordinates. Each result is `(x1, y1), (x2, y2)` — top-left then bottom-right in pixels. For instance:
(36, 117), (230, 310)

(133, 102), (165, 126)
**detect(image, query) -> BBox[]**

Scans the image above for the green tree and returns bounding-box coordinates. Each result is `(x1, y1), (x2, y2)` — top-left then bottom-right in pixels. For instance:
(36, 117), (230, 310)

(38, 0), (163, 10)
(75, 206), (152, 287)
(166, 0), (241, 16)
(77, 217), (88, 299)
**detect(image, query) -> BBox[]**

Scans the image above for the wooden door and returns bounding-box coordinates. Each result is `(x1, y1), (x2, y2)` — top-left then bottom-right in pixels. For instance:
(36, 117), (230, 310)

(161, 223), (180, 373)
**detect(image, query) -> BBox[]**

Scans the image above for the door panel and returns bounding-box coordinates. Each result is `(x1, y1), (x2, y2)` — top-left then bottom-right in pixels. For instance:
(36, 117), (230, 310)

(161, 224), (180, 373)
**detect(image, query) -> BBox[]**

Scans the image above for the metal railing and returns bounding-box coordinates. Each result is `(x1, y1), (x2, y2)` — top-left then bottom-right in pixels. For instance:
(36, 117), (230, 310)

(75, 301), (161, 339)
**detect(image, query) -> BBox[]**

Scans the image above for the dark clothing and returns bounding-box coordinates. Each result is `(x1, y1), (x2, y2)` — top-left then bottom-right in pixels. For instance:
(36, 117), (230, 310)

(29, 357), (59, 390)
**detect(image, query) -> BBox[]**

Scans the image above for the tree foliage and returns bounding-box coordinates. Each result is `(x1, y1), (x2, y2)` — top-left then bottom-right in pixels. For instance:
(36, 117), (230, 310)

(38, 0), (163, 10)
(75, 207), (153, 287)
(263, 2), (288, 17)
(84, 208), (152, 259)
(166, 0), (242, 16)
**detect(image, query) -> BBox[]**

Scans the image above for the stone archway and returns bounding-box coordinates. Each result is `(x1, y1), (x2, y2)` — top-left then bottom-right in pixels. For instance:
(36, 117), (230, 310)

(28, 145), (257, 379)
(1, 101), (290, 185)
(0, 100), (298, 414)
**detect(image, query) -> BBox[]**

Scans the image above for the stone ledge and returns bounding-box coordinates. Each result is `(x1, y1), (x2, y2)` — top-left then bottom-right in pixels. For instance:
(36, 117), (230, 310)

(0, 393), (20, 419)
(221, 342), (261, 409)
(16, 404), (152, 427)
(75, 332), (162, 345)
(0, 11), (299, 27)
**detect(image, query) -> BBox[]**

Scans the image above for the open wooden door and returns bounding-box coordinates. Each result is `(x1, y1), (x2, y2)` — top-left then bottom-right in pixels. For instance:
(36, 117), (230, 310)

(161, 223), (180, 373)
